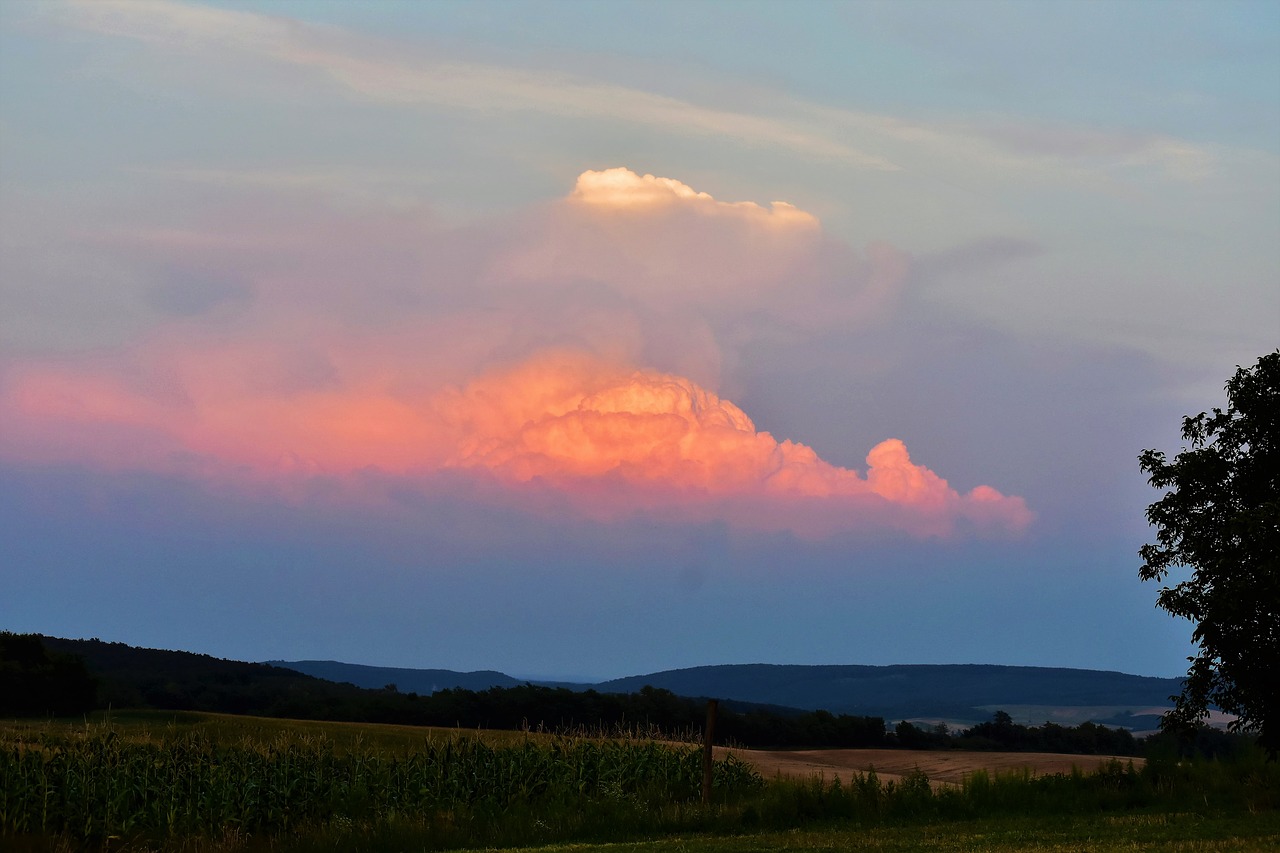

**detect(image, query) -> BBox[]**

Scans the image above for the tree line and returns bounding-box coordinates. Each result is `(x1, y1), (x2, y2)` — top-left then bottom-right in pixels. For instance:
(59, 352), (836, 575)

(2, 632), (1163, 754)
(892, 710), (1138, 755)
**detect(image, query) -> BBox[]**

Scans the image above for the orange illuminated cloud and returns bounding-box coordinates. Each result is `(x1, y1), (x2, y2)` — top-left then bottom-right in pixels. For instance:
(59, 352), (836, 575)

(0, 165), (1031, 538)
(0, 345), (1032, 538)
(434, 352), (1032, 536)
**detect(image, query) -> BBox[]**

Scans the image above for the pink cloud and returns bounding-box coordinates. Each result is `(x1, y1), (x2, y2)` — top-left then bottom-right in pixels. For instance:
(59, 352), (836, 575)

(435, 351), (1031, 537)
(0, 167), (1032, 539)
(0, 345), (1031, 538)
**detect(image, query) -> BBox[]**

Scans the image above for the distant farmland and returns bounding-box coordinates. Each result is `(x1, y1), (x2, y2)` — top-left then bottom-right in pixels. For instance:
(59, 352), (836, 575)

(2, 710), (1276, 852)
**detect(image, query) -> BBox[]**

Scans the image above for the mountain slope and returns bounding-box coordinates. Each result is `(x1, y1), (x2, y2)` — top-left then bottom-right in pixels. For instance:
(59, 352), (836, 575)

(270, 660), (523, 694)
(39, 636), (361, 715)
(33, 635), (1186, 728)
(269, 658), (1182, 723)
(593, 663), (1183, 719)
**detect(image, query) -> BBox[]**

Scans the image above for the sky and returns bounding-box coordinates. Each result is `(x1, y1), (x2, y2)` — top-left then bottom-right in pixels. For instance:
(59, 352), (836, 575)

(1, 0), (1277, 682)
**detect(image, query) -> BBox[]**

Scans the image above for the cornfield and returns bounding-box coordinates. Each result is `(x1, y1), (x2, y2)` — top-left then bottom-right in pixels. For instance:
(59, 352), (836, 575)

(0, 727), (761, 840)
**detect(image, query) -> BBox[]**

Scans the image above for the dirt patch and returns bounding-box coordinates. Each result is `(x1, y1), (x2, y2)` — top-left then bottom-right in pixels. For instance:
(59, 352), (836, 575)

(718, 746), (1143, 787)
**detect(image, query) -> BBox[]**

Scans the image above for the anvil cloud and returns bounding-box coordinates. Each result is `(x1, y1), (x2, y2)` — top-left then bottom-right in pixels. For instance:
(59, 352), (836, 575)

(0, 168), (1029, 538)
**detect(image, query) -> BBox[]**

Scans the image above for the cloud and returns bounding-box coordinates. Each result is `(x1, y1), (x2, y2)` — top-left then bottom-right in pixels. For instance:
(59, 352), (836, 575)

(0, 166), (1031, 539)
(45, 0), (1231, 197)
(54, 0), (898, 171)
(0, 347), (1031, 539)
(482, 168), (905, 373)
(964, 120), (1217, 182)
(569, 168), (820, 226)
(435, 351), (1031, 537)
(913, 236), (1044, 279)
(793, 102), (1221, 188)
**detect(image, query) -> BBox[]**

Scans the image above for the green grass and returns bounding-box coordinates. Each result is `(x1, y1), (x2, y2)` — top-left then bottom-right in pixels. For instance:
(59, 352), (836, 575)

(8, 812), (1272, 852)
(475, 812), (1280, 852)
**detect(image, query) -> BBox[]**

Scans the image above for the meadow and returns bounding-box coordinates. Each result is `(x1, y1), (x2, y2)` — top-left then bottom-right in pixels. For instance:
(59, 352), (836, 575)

(2, 711), (1277, 852)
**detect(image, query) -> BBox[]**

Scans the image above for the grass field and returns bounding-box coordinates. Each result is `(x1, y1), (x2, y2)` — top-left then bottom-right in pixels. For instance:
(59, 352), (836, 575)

(3, 710), (1276, 852)
(483, 813), (1280, 852)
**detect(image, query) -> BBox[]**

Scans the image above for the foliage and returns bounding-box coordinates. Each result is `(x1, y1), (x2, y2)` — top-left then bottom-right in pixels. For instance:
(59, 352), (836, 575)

(892, 720), (956, 750)
(280, 811), (1280, 853)
(955, 710), (1139, 755)
(454, 813), (1280, 853)
(4, 714), (1277, 852)
(0, 632), (96, 717)
(1142, 725), (1260, 761)
(10, 712), (1280, 850)
(1138, 350), (1280, 756)
(892, 712), (1141, 756)
(11, 636), (1153, 757)
(27, 635), (892, 749)
(743, 750), (1280, 833)
(0, 725), (761, 842)
(9, 635), (1150, 758)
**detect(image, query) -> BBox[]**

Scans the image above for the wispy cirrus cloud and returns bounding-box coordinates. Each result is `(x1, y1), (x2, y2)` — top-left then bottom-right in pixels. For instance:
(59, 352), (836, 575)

(49, 0), (1233, 192)
(53, 0), (900, 171)
(792, 101), (1223, 186)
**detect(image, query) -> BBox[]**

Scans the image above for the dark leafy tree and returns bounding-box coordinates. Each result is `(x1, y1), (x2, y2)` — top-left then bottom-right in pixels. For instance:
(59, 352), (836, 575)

(0, 632), (97, 716)
(1138, 351), (1280, 756)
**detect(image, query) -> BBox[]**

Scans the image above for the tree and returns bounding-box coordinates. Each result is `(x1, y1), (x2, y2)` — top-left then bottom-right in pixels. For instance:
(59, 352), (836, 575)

(1138, 350), (1280, 756)
(0, 632), (98, 716)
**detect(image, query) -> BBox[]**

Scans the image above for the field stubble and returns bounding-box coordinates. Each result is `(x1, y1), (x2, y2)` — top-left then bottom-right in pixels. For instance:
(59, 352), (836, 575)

(722, 746), (1146, 787)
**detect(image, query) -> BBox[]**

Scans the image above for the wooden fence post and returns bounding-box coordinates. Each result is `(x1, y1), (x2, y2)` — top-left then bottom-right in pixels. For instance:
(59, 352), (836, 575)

(701, 698), (718, 804)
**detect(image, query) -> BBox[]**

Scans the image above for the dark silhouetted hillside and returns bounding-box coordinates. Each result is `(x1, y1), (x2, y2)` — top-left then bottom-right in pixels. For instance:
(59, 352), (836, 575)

(39, 636), (370, 718)
(17, 634), (1162, 753)
(594, 663), (1183, 721)
(271, 660), (523, 694)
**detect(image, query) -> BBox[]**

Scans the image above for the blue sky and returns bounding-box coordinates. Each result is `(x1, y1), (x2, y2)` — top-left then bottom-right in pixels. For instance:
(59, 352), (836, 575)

(1, 0), (1276, 681)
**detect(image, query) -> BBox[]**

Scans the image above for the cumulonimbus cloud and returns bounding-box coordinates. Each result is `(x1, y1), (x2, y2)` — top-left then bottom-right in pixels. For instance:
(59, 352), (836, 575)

(0, 167), (1032, 538)
(434, 351), (1031, 537)
(0, 347), (1032, 538)
(482, 168), (905, 385)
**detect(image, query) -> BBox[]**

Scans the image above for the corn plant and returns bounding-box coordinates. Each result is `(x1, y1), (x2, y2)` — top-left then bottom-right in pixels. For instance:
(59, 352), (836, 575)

(0, 726), (761, 841)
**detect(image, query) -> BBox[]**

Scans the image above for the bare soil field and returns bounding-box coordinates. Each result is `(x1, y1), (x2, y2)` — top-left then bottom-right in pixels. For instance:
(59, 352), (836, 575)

(719, 746), (1144, 787)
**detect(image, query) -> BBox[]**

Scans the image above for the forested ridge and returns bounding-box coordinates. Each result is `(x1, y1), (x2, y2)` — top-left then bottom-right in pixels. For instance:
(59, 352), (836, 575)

(3, 633), (1151, 754)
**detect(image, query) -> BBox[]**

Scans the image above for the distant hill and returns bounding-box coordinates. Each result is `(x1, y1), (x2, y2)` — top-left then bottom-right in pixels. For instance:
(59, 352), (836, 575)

(270, 660), (525, 695)
(593, 663), (1184, 722)
(270, 658), (1183, 727)
(31, 635), (1182, 731)
(23, 635), (894, 748)
(40, 636), (366, 716)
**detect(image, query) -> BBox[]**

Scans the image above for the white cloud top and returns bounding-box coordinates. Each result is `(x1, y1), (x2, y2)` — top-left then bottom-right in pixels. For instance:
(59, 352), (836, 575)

(571, 168), (820, 229)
